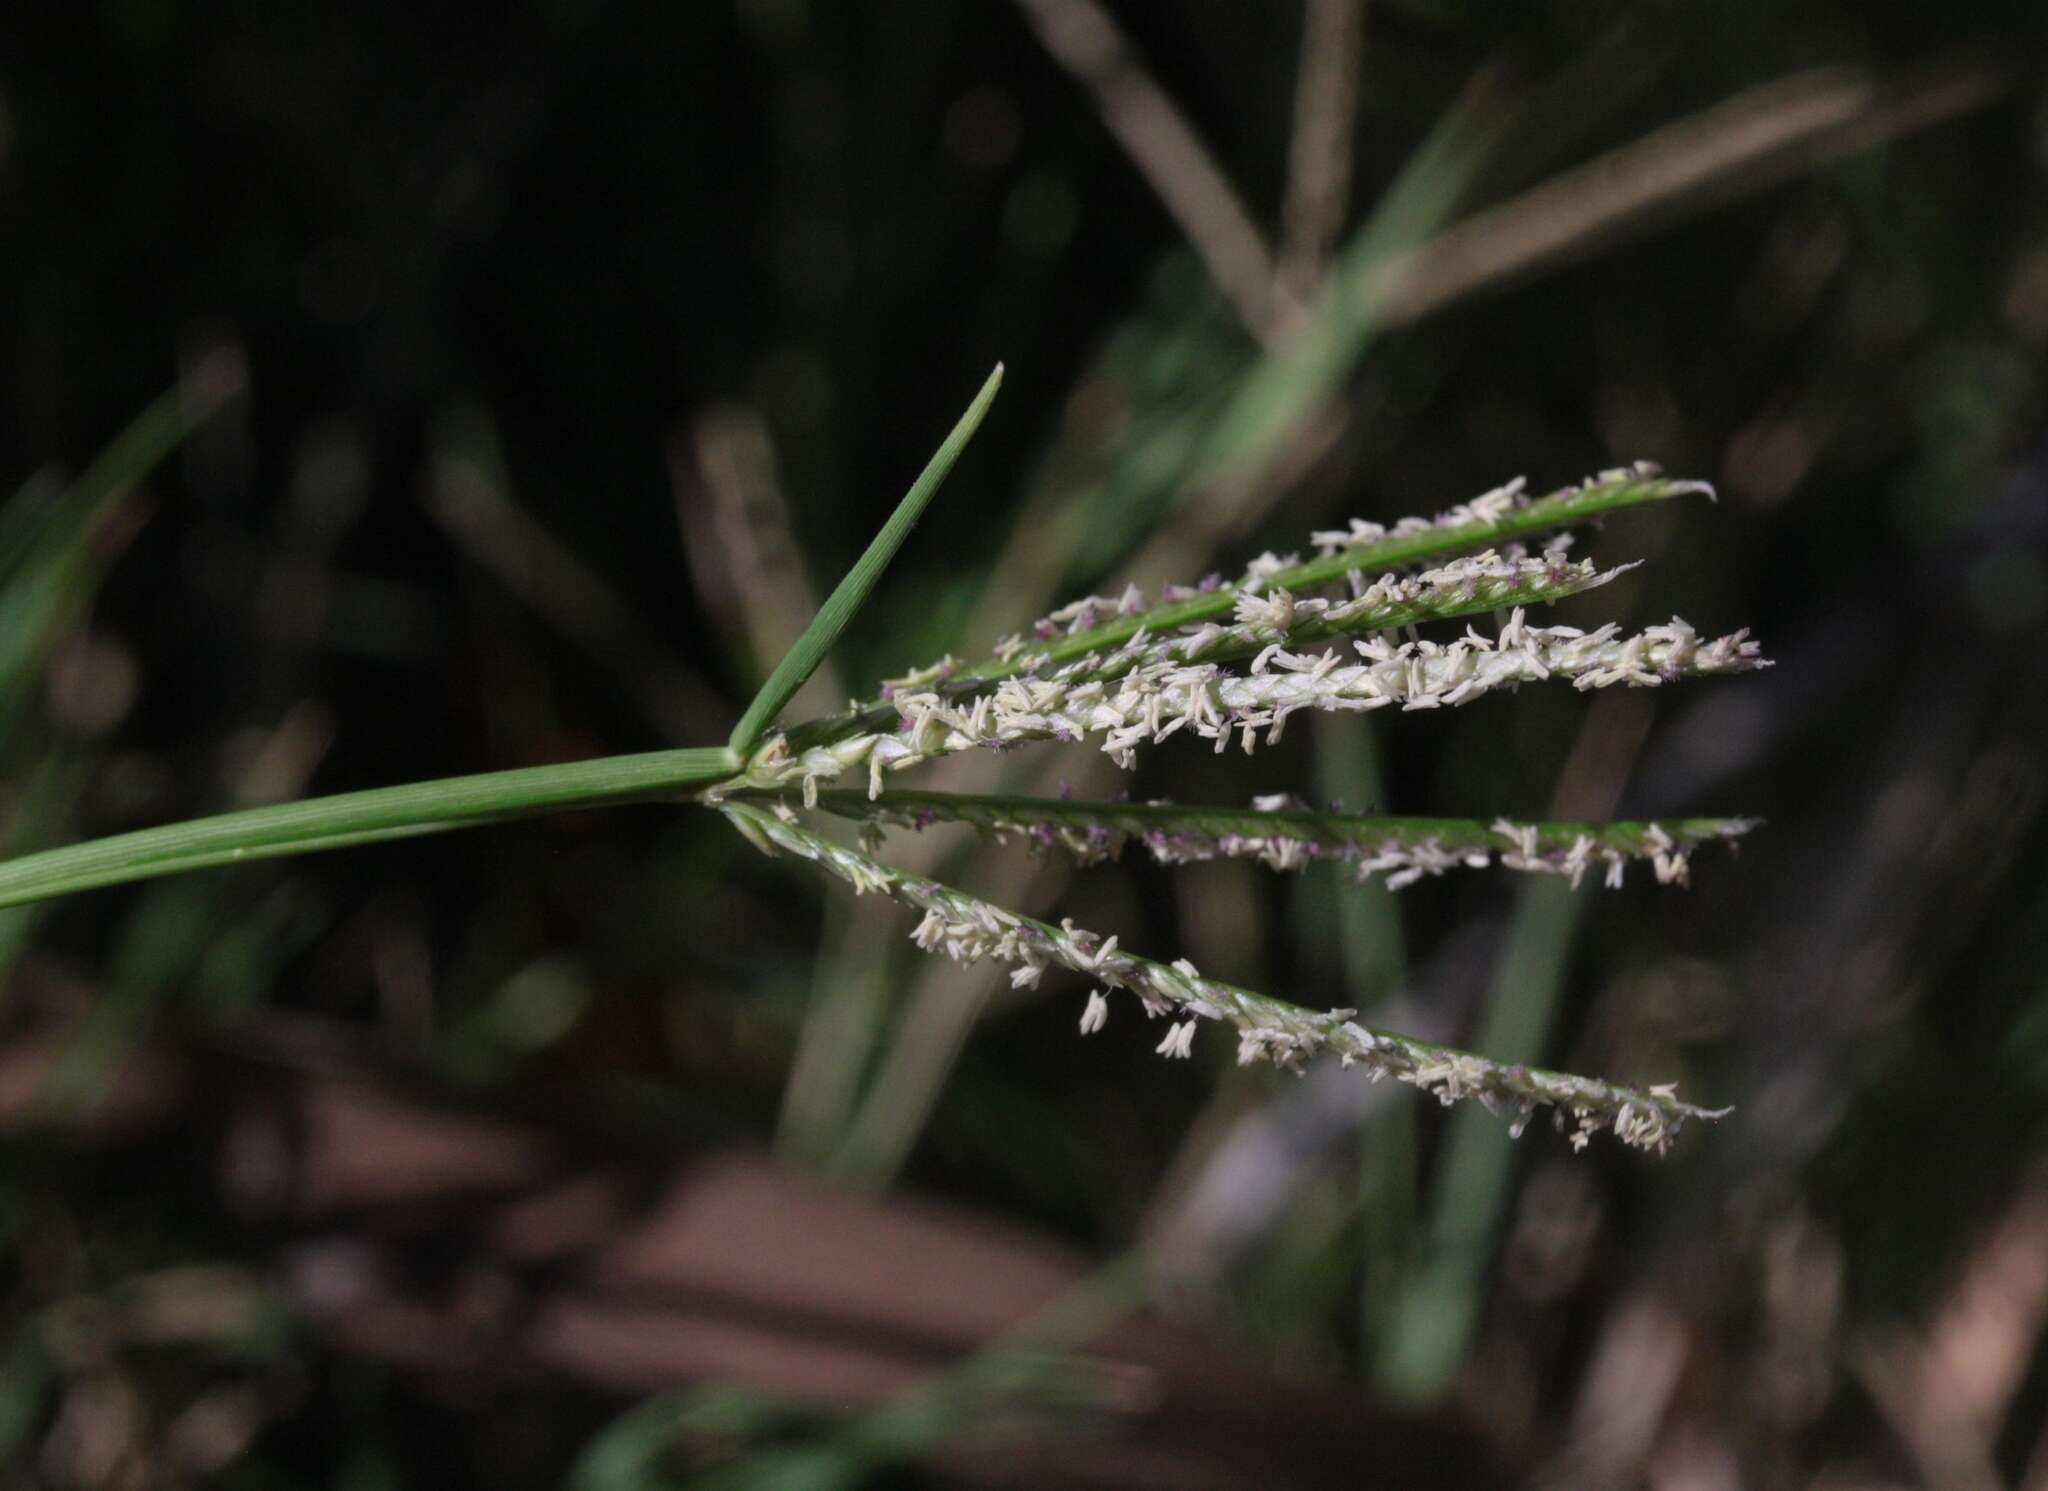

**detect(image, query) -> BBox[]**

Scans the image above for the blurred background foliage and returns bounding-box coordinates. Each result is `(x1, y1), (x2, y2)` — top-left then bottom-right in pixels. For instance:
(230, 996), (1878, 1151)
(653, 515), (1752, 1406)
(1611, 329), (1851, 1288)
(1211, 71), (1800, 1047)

(3, 1), (2048, 1487)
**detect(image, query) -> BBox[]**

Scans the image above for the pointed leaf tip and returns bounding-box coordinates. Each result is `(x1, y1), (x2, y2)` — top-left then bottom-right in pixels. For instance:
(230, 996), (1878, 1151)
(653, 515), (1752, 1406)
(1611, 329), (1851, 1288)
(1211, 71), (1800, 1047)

(728, 367), (1004, 756)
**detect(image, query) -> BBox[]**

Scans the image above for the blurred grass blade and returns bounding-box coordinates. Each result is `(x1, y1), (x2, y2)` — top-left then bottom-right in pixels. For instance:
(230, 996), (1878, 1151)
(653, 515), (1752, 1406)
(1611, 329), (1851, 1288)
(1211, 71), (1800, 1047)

(1315, 728), (1405, 1004)
(30, 877), (224, 1118)
(0, 761), (92, 990)
(1374, 876), (1589, 1402)
(1032, 82), (1501, 592)
(727, 364), (1004, 757)
(1290, 725), (1418, 1359)
(0, 375), (238, 735)
(0, 1328), (51, 1463)
(1189, 82), (1496, 498)
(0, 746), (738, 910)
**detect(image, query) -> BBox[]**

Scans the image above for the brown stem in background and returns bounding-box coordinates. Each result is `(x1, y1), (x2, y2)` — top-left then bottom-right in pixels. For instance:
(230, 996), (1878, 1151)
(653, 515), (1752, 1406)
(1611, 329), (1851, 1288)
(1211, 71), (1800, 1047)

(673, 404), (844, 718)
(426, 447), (733, 745)
(1372, 56), (2009, 332)
(1013, 0), (1289, 343)
(1278, 0), (1366, 308)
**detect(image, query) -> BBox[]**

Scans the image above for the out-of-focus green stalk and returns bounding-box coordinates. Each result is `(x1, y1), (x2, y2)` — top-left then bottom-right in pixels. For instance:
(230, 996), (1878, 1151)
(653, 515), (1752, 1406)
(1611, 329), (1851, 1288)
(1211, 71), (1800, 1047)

(1373, 876), (1588, 1401)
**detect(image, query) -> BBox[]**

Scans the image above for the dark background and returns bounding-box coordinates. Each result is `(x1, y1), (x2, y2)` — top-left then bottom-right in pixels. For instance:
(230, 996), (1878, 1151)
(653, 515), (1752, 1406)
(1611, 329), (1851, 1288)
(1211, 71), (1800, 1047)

(4, 3), (2048, 1487)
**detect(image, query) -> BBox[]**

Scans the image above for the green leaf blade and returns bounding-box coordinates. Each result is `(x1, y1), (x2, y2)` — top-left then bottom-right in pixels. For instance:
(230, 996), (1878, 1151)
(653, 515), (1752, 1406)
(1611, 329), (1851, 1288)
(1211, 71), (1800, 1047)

(0, 746), (739, 910)
(727, 364), (1004, 757)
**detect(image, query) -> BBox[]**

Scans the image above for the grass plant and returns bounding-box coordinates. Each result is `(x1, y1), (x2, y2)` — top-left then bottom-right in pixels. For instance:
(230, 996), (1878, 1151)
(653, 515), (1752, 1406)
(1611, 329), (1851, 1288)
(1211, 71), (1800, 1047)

(0, 372), (1765, 1152)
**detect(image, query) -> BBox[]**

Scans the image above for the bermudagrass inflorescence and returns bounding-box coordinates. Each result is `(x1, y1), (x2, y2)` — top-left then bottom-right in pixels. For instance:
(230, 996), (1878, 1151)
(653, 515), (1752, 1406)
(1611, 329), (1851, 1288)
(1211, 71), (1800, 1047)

(707, 421), (1770, 1154)
(0, 371), (1765, 1153)
(729, 470), (1759, 807)
(721, 801), (1727, 1153)
(775, 787), (1757, 891)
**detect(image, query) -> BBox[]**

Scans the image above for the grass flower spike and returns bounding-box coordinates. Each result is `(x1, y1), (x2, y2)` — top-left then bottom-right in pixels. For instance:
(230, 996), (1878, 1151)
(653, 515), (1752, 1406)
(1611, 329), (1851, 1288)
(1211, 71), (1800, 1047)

(730, 599), (1763, 801)
(0, 366), (1762, 1151)
(772, 788), (1758, 891)
(708, 445), (1763, 1152)
(722, 802), (1726, 1154)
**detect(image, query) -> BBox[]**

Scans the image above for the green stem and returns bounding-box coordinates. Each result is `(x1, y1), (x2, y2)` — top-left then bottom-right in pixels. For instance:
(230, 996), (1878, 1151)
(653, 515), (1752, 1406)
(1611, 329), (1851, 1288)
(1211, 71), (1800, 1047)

(0, 746), (739, 909)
